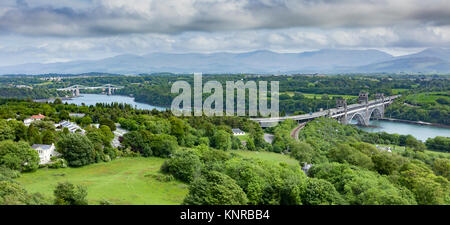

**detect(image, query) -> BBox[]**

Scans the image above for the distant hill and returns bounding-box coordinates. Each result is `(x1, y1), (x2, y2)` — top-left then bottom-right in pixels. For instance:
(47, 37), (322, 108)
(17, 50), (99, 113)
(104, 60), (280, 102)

(1, 48), (450, 74)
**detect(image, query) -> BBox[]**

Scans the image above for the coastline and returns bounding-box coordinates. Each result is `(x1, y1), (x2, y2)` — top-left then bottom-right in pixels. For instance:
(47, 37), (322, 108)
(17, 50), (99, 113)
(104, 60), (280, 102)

(33, 96), (75, 103)
(379, 118), (450, 129)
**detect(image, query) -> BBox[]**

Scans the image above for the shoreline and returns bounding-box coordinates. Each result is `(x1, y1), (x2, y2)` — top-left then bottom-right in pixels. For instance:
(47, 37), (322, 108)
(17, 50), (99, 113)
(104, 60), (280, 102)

(379, 118), (450, 129)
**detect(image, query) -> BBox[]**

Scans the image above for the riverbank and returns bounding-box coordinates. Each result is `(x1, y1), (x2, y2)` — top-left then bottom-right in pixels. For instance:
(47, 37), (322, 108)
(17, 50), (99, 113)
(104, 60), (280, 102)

(379, 118), (450, 129)
(358, 119), (450, 142)
(33, 96), (74, 103)
(61, 94), (167, 111)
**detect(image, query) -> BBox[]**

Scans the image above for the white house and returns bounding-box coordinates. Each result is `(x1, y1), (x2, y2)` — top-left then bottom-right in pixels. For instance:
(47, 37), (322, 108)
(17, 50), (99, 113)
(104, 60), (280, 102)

(69, 113), (86, 118)
(112, 127), (128, 148)
(31, 143), (60, 165)
(23, 113), (46, 126)
(55, 120), (85, 134)
(232, 128), (245, 136)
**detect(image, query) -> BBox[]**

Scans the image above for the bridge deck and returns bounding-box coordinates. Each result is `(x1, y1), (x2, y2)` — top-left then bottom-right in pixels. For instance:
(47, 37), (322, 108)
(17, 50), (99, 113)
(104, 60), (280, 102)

(251, 95), (399, 123)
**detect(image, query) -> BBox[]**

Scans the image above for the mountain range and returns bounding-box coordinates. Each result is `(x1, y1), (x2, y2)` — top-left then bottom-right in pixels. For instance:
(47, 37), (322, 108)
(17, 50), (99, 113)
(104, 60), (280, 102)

(1, 48), (450, 75)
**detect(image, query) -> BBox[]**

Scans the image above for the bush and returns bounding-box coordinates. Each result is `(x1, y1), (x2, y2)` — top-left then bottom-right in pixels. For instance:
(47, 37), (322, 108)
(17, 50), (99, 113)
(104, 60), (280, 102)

(0, 140), (40, 172)
(145, 173), (175, 182)
(301, 178), (345, 205)
(53, 182), (88, 205)
(161, 150), (202, 183)
(183, 171), (248, 205)
(47, 158), (68, 169)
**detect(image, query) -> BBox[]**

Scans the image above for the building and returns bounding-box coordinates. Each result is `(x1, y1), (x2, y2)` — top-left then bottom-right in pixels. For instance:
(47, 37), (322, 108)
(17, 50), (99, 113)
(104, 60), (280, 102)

(112, 127), (128, 148)
(376, 145), (392, 153)
(301, 163), (313, 174)
(23, 113), (46, 126)
(69, 113), (86, 118)
(55, 121), (85, 134)
(31, 143), (60, 164)
(232, 128), (245, 136)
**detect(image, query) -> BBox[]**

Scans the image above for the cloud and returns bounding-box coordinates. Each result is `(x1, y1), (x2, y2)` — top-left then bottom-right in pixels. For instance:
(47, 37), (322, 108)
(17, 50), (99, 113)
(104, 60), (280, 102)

(1, 0), (450, 66)
(0, 0), (450, 37)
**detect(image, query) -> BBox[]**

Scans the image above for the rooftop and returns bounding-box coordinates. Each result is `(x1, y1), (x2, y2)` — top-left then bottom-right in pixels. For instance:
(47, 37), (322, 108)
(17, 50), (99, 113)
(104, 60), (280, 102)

(232, 128), (244, 133)
(31, 144), (54, 151)
(31, 114), (45, 119)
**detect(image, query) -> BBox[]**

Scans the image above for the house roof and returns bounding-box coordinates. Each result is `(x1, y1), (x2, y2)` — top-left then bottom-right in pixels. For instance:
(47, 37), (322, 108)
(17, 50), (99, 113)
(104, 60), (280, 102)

(232, 128), (244, 133)
(31, 114), (45, 119)
(31, 144), (53, 151)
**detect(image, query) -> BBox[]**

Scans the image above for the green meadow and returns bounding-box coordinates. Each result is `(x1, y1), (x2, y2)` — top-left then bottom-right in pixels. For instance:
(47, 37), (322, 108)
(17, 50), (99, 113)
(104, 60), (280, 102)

(233, 150), (300, 167)
(15, 150), (299, 205)
(405, 91), (450, 104)
(16, 157), (189, 205)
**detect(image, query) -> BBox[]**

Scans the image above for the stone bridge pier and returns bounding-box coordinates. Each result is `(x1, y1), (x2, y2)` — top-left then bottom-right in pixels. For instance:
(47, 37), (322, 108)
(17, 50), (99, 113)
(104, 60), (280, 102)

(339, 104), (384, 126)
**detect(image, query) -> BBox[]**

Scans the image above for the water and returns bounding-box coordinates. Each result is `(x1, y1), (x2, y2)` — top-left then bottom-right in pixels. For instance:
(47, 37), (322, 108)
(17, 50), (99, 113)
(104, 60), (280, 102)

(357, 120), (450, 142)
(63, 94), (166, 111)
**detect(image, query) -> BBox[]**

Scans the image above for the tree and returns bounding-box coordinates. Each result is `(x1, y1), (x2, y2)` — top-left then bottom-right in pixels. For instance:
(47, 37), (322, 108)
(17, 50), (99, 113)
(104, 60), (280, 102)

(183, 171), (248, 205)
(161, 150), (202, 182)
(41, 130), (55, 145)
(290, 141), (316, 164)
(328, 144), (374, 170)
(432, 158), (450, 180)
(80, 116), (93, 127)
(399, 162), (448, 205)
(0, 120), (14, 141)
(99, 117), (116, 131)
(59, 110), (70, 120)
(212, 130), (231, 151)
(150, 134), (178, 157)
(57, 133), (95, 167)
(371, 152), (406, 175)
(27, 124), (41, 145)
(0, 140), (39, 172)
(426, 136), (450, 152)
(405, 135), (425, 151)
(7, 119), (27, 141)
(0, 180), (48, 205)
(301, 178), (345, 205)
(53, 182), (88, 205)
(53, 98), (63, 104)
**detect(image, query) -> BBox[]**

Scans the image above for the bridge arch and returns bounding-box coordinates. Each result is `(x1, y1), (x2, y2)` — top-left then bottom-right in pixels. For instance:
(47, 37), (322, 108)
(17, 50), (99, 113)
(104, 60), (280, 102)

(368, 107), (383, 121)
(348, 112), (367, 126)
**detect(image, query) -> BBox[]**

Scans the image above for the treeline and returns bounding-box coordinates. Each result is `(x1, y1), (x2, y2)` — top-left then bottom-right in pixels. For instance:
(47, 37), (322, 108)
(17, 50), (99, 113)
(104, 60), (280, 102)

(0, 87), (67, 100)
(386, 94), (449, 125)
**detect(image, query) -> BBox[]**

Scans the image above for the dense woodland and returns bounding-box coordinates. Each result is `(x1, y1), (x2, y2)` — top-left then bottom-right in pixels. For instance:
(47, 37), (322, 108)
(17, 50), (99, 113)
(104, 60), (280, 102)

(0, 97), (448, 205)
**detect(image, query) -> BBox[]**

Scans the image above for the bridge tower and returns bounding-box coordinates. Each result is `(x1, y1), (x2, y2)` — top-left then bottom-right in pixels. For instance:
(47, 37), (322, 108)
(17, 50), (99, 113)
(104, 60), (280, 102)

(358, 92), (369, 125)
(358, 92), (369, 104)
(72, 85), (80, 96)
(336, 98), (348, 124)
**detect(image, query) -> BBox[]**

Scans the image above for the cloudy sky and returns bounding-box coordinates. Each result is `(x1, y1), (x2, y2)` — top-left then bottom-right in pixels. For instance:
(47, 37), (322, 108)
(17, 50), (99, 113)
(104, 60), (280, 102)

(0, 0), (449, 66)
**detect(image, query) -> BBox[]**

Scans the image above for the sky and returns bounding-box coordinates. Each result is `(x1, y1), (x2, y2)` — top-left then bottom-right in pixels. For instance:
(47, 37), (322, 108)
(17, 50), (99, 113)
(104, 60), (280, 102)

(0, 0), (450, 66)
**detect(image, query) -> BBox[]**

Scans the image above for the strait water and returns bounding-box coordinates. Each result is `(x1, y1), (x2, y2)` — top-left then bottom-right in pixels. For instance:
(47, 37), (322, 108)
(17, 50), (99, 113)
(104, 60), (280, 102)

(357, 120), (450, 142)
(63, 94), (166, 111)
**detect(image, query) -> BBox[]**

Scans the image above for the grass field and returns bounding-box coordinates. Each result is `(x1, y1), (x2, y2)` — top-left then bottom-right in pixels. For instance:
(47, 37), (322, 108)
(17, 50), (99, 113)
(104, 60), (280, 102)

(233, 150), (300, 167)
(16, 157), (188, 205)
(376, 144), (449, 158)
(16, 151), (300, 205)
(392, 89), (409, 94)
(405, 91), (450, 104)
